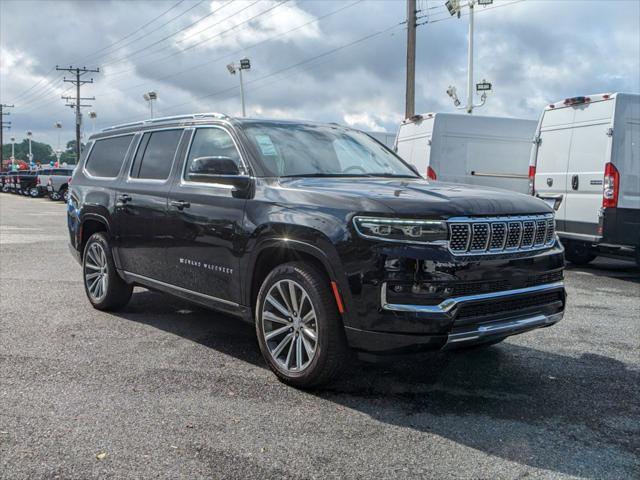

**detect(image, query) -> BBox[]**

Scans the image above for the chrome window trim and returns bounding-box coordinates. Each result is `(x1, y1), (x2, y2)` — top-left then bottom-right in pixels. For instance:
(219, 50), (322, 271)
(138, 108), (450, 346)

(178, 124), (250, 189)
(381, 281), (564, 313)
(126, 127), (187, 185)
(82, 132), (137, 181)
(124, 271), (239, 307)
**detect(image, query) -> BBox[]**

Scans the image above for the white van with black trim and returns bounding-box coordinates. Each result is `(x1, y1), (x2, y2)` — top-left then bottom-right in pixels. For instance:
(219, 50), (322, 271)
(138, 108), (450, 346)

(529, 93), (640, 266)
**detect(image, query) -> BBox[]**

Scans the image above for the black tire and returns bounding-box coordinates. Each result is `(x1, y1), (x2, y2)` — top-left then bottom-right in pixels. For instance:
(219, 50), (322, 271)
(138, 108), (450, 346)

(29, 187), (39, 197)
(564, 240), (596, 265)
(49, 191), (60, 201)
(83, 232), (133, 311)
(255, 261), (349, 388)
(60, 188), (69, 202)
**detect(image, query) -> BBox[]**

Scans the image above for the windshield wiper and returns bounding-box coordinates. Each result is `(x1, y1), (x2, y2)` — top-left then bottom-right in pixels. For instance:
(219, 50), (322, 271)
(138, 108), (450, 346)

(358, 173), (417, 178)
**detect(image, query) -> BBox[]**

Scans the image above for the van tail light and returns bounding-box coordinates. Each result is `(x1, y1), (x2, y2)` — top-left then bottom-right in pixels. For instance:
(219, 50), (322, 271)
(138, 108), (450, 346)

(603, 162), (619, 208)
(68, 176), (72, 185)
(528, 165), (536, 195)
(426, 166), (437, 181)
(36, 177), (40, 185)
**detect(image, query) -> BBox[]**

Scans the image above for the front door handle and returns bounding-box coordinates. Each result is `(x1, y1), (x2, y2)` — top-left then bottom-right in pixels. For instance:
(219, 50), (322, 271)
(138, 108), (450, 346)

(571, 175), (579, 191)
(170, 200), (191, 210)
(118, 194), (132, 203)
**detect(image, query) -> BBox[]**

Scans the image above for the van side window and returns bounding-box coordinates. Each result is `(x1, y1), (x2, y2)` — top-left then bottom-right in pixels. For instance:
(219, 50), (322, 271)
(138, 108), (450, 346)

(131, 129), (183, 180)
(184, 128), (241, 182)
(85, 135), (134, 178)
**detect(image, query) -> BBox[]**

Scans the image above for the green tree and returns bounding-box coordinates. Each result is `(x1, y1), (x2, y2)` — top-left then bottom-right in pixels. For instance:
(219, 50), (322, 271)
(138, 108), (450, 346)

(1, 139), (54, 163)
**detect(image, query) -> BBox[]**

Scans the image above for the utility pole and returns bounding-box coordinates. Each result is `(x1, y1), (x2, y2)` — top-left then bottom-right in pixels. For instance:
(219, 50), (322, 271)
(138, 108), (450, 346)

(56, 66), (99, 163)
(405, 0), (417, 119)
(0, 103), (14, 172)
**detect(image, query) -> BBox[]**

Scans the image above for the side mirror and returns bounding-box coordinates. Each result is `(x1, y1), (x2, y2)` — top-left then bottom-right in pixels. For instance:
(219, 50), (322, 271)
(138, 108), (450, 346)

(186, 156), (254, 198)
(189, 156), (240, 176)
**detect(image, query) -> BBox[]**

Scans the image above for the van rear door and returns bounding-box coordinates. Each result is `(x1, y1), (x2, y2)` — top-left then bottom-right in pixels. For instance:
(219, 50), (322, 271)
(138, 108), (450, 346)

(563, 99), (614, 237)
(534, 107), (575, 229)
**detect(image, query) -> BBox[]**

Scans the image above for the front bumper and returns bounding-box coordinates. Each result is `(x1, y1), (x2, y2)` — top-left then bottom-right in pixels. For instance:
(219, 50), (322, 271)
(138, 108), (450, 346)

(344, 281), (566, 354)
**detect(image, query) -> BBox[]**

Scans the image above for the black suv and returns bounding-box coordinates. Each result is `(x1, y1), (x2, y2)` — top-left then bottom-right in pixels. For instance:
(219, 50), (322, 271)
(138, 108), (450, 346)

(68, 113), (566, 387)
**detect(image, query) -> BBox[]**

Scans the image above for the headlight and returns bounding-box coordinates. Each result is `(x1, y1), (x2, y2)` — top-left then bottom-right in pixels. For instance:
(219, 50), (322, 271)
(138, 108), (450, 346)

(353, 216), (448, 244)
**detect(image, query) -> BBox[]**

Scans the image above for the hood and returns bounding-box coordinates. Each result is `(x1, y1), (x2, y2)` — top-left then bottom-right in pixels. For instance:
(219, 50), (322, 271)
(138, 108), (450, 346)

(277, 177), (552, 218)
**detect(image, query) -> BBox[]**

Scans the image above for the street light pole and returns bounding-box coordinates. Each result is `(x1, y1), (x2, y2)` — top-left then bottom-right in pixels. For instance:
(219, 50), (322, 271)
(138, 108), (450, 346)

(227, 58), (251, 117)
(445, 0), (492, 114)
(143, 92), (157, 119)
(26, 130), (33, 166)
(54, 122), (63, 164)
(466, 1), (474, 114)
(10, 136), (15, 169)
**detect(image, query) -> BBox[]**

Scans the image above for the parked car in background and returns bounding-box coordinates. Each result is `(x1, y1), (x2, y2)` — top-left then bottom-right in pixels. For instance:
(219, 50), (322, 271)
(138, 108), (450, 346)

(0, 172), (10, 192)
(530, 93), (640, 266)
(15, 170), (39, 197)
(36, 169), (54, 196)
(395, 113), (537, 194)
(47, 167), (75, 201)
(67, 113), (566, 388)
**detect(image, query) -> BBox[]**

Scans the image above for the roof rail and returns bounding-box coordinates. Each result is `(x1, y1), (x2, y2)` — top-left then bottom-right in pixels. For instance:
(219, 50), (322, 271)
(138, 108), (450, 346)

(101, 112), (229, 132)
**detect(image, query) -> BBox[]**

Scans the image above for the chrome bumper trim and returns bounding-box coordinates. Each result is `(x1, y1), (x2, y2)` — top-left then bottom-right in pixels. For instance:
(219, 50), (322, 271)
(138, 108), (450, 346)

(381, 281), (565, 314)
(444, 311), (564, 347)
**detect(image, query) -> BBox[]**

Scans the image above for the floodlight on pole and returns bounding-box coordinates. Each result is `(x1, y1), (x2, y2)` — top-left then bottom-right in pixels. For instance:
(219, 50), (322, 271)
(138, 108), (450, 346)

(226, 58), (251, 117)
(54, 122), (63, 162)
(443, 0), (493, 114)
(88, 111), (97, 134)
(143, 91), (157, 119)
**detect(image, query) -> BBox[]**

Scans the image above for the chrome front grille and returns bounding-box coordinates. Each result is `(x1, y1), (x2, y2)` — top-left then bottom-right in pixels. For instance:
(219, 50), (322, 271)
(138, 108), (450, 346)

(448, 215), (555, 255)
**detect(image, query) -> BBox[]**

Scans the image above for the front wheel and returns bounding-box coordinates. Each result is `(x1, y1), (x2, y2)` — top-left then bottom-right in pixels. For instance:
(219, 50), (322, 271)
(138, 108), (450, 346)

(255, 262), (349, 388)
(29, 187), (40, 197)
(61, 188), (69, 202)
(83, 232), (133, 310)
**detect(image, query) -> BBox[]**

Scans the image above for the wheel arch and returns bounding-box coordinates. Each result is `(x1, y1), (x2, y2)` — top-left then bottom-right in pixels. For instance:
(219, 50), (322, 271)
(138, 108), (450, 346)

(246, 236), (346, 321)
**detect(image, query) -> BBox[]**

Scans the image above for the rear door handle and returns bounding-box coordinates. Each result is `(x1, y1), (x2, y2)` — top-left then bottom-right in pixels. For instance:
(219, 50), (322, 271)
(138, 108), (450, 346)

(170, 200), (190, 210)
(571, 175), (579, 191)
(118, 194), (132, 203)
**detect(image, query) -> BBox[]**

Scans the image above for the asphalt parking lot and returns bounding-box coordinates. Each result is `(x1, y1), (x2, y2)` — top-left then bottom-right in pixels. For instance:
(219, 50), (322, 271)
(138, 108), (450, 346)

(1, 193), (638, 479)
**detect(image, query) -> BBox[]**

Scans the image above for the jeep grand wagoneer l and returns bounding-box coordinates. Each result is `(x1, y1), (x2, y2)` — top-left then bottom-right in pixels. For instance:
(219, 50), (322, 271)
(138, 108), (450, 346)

(68, 113), (566, 387)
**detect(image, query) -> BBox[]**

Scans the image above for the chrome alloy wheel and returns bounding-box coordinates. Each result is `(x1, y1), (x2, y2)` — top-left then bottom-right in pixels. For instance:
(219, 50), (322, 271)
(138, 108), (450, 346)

(261, 279), (318, 373)
(84, 242), (108, 301)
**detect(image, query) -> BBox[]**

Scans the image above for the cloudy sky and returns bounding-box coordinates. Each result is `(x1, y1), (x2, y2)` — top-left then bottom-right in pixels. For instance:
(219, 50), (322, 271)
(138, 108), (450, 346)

(1, 0), (639, 147)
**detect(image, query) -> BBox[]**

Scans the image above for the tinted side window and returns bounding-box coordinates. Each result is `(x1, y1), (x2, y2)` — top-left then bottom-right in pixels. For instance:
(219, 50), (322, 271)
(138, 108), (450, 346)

(85, 135), (134, 178)
(184, 128), (241, 182)
(131, 129), (182, 180)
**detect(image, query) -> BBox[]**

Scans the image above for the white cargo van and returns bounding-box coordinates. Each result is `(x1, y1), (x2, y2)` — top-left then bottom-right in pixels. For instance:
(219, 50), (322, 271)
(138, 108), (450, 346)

(394, 113), (537, 194)
(530, 93), (640, 265)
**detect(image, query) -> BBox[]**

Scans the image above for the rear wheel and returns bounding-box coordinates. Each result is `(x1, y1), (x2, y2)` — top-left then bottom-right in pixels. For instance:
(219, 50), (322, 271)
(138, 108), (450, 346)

(255, 262), (349, 388)
(49, 191), (60, 200)
(83, 232), (132, 310)
(29, 187), (39, 197)
(564, 240), (596, 265)
(61, 188), (69, 202)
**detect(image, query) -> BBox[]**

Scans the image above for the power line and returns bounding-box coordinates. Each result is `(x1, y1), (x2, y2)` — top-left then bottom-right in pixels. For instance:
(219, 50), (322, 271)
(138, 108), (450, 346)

(73, 0), (187, 64)
(6, 0), (197, 106)
(101, 0), (291, 81)
(100, 0), (236, 68)
(88, 0), (208, 65)
(162, 19), (406, 113)
(106, 0), (362, 95)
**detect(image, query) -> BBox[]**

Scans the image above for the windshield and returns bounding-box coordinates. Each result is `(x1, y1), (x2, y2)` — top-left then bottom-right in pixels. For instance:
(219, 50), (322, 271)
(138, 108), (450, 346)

(241, 122), (417, 178)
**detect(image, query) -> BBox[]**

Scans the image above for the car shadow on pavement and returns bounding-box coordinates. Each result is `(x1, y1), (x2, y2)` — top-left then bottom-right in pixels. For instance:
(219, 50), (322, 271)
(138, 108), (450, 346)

(117, 289), (640, 479)
(565, 258), (640, 285)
